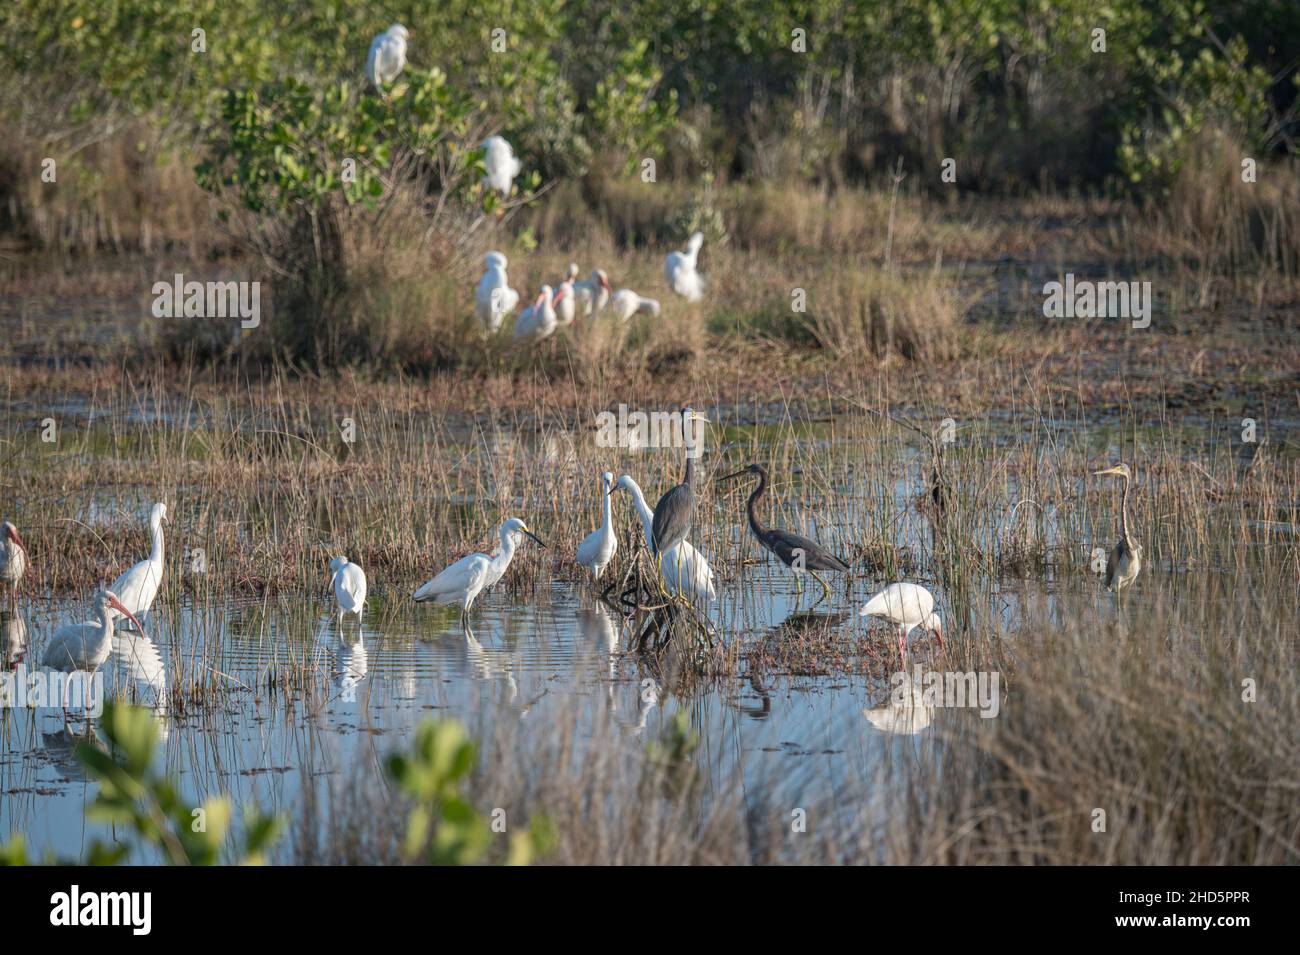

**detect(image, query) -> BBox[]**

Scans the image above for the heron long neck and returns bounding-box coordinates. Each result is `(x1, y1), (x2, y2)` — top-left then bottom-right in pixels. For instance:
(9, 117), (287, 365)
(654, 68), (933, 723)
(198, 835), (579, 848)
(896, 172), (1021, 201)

(601, 482), (613, 530)
(149, 512), (165, 565)
(496, 528), (517, 568)
(682, 449), (694, 487)
(1120, 473), (1133, 543)
(746, 472), (768, 539)
(622, 479), (655, 545)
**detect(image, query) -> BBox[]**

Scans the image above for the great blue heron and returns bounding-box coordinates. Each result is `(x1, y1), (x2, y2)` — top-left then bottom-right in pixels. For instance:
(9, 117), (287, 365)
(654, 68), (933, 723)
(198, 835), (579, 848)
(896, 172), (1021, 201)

(859, 582), (943, 659)
(650, 408), (709, 581)
(413, 518), (546, 628)
(576, 471), (619, 579)
(329, 555), (368, 627)
(1094, 462), (1142, 593)
(718, 463), (849, 602)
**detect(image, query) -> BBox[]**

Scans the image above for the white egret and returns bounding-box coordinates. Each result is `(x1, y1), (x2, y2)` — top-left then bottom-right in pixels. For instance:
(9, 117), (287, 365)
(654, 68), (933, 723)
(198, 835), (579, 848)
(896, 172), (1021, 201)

(665, 231), (705, 302)
(110, 502), (167, 625)
(366, 24), (409, 90)
(0, 521), (27, 607)
(613, 475), (716, 603)
(573, 268), (611, 316)
(474, 251), (519, 333)
(481, 136), (523, 195)
(576, 471), (618, 579)
(555, 263), (579, 326)
(329, 555), (368, 626)
(608, 289), (660, 322)
(859, 583), (943, 657)
(412, 518), (546, 627)
(1094, 462), (1142, 593)
(514, 285), (559, 341)
(42, 588), (144, 709)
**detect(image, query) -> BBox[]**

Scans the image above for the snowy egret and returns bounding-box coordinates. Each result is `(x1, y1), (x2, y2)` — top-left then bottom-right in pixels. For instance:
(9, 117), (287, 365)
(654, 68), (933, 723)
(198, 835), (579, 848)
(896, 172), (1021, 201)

(329, 555), (368, 626)
(110, 502), (167, 625)
(608, 289), (661, 322)
(42, 588), (144, 709)
(555, 263), (579, 326)
(475, 251), (519, 333)
(514, 285), (558, 341)
(412, 518), (546, 627)
(665, 232), (705, 302)
(1094, 462), (1142, 593)
(482, 136), (523, 195)
(614, 475), (716, 602)
(651, 408), (709, 560)
(366, 24), (409, 90)
(0, 521), (26, 607)
(718, 464), (849, 601)
(577, 471), (618, 579)
(573, 268), (611, 316)
(859, 583), (943, 658)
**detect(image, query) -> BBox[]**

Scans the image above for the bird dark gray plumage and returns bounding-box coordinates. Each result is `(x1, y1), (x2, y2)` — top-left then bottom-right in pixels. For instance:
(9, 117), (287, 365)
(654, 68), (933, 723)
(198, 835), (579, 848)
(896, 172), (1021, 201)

(651, 407), (704, 556)
(727, 464), (850, 573)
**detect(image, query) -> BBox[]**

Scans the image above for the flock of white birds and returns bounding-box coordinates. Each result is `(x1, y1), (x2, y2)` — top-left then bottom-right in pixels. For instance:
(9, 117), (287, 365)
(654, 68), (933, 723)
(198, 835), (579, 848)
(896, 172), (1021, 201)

(364, 23), (703, 342)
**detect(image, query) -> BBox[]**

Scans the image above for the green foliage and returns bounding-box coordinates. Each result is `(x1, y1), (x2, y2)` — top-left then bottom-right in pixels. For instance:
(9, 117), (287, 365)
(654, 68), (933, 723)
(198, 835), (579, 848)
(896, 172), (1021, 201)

(0, 703), (283, 865)
(387, 719), (553, 865)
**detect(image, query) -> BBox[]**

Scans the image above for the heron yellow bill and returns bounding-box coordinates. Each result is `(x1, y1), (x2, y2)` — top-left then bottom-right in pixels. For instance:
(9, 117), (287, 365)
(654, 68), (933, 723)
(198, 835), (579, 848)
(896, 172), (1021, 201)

(1093, 465), (1125, 477)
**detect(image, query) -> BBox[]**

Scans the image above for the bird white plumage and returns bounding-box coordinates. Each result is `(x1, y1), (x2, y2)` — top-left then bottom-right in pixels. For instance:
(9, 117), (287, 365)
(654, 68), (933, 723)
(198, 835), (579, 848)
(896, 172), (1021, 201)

(608, 289), (661, 322)
(859, 582), (943, 656)
(573, 268), (611, 316)
(110, 502), (167, 625)
(614, 474), (716, 602)
(576, 471), (619, 579)
(514, 285), (558, 341)
(330, 555), (368, 624)
(0, 521), (27, 606)
(665, 232), (705, 302)
(474, 251), (519, 333)
(43, 589), (144, 707)
(412, 518), (545, 625)
(555, 263), (579, 326)
(481, 136), (523, 195)
(366, 24), (409, 89)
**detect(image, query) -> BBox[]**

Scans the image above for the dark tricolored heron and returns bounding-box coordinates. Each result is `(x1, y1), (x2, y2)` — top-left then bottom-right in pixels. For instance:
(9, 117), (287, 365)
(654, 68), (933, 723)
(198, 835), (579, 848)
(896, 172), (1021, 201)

(650, 408), (709, 588)
(718, 463), (850, 602)
(1093, 462), (1142, 594)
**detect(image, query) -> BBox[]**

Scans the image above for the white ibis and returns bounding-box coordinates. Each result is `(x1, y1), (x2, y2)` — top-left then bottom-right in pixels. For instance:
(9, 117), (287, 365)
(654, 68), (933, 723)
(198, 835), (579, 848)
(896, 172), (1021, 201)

(608, 289), (660, 322)
(859, 583), (943, 657)
(665, 232), (705, 302)
(329, 555), (368, 626)
(514, 285), (558, 341)
(366, 24), (409, 90)
(475, 251), (519, 333)
(482, 136), (523, 195)
(412, 518), (546, 627)
(110, 502), (167, 625)
(555, 263), (578, 326)
(0, 521), (26, 607)
(42, 588), (144, 709)
(573, 268), (611, 316)
(576, 471), (618, 579)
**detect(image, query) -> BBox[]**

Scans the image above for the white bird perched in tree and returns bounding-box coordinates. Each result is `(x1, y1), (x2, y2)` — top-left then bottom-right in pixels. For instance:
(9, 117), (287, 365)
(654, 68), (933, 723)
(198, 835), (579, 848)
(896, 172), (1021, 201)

(110, 502), (167, 626)
(859, 583), (944, 658)
(43, 588), (144, 710)
(555, 263), (579, 326)
(665, 232), (705, 302)
(613, 474), (716, 603)
(412, 518), (546, 628)
(608, 289), (661, 322)
(0, 521), (27, 607)
(481, 136), (523, 195)
(577, 471), (619, 579)
(474, 251), (519, 333)
(514, 285), (559, 341)
(573, 268), (611, 316)
(366, 24), (409, 90)
(329, 555), (368, 626)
